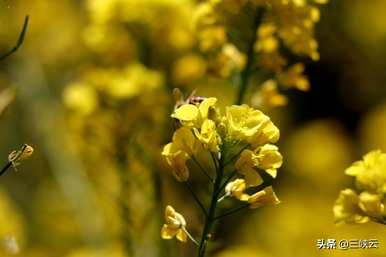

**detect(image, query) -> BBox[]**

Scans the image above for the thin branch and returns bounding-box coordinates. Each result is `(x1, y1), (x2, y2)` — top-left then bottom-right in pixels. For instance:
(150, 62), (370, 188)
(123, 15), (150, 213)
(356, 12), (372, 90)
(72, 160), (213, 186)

(192, 155), (214, 183)
(216, 170), (237, 195)
(235, 7), (264, 105)
(0, 162), (12, 177)
(181, 226), (199, 246)
(214, 204), (250, 220)
(185, 181), (208, 217)
(0, 15), (29, 61)
(210, 152), (218, 174)
(223, 144), (250, 167)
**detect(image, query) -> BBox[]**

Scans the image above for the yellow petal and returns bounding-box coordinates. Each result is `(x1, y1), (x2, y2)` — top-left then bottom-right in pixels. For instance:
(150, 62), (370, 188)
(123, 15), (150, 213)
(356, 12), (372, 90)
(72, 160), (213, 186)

(333, 189), (369, 224)
(171, 104), (199, 124)
(161, 224), (178, 239)
(176, 229), (188, 242)
(199, 97), (217, 120)
(248, 186), (280, 208)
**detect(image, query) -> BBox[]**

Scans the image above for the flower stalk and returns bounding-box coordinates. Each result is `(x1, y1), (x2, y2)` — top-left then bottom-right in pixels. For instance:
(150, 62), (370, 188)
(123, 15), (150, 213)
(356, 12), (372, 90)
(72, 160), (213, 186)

(0, 16), (29, 61)
(235, 7), (264, 105)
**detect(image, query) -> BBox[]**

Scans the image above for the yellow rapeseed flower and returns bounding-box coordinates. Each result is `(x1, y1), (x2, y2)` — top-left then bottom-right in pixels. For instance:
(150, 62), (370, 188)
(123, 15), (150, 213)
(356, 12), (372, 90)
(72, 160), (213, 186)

(251, 79), (288, 108)
(345, 150), (386, 194)
(333, 189), (369, 224)
(162, 127), (199, 181)
(224, 179), (249, 201)
(225, 105), (280, 147)
(172, 97), (217, 127)
(235, 150), (264, 187)
(63, 83), (98, 115)
(161, 205), (187, 242)
(248, 186), (280, 208)
(194, 119), (222, 153)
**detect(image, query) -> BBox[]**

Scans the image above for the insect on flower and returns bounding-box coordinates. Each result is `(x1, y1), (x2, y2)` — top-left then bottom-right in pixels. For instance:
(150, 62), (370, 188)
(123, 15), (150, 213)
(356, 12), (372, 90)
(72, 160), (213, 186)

(173, 88), (207, 110)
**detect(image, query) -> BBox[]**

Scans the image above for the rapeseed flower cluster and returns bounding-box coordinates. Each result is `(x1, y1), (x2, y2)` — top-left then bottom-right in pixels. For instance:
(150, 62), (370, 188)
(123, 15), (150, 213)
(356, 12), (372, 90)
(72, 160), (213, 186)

(192, 0), (328, 108)
(162, 93), (282, 253)
(334, 150), (386, 225)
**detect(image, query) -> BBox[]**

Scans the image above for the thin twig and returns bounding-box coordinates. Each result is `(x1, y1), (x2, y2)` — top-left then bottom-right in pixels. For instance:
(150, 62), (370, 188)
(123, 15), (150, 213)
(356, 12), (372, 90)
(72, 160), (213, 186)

(192, 155), (214, 183)
(0, 162), (12, 177)
(216, 170), (237, 195)
(0, 16), (29, 61)
(214, 204), (250, 220)
(210, 152), (219, 174)
(235, 7), (264, 105)
(223, 144), (250, 167)
(185, 181), (208, 217)
(181, 226), (199, 246)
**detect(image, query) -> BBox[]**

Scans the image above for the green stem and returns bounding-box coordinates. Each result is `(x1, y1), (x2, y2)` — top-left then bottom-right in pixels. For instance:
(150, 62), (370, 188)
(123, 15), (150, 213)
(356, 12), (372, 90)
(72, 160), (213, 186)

(223, 144), (250, 167)
(0, 16), (29, 61)
(185, 181), (208, 217)
(214, 204), (250, 220)
(0, 162), (12, 177)
(192, 156), (214, 183)
(197, 155), (224, 257)
(216, 170), (237, 196)
(235, 7), (264, 105)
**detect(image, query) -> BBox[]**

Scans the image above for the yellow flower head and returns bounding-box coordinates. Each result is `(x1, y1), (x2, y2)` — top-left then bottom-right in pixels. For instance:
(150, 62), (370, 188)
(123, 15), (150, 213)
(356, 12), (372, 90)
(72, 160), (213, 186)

(210, 43), (246, 78)
(162, 127), (199, 182)
(161, 205), (187, 242)
(254, 144), (283, 178)
(225, 105), (280, 147)
(248, 186), (280, 209)
(235, 145), (282, 186)
(333, 189), (369, 224)
(251, 79), (288, 108)
(358, 192), (385, 218)
(225, 179), (249, 201)
(172, 97), (217, 127)
(235, 149), (263, 187)
(345, 150), (386, 194)
(194, 119), (221, 153)
(278, 63), (310, 91)
(63, 83), (98, 115)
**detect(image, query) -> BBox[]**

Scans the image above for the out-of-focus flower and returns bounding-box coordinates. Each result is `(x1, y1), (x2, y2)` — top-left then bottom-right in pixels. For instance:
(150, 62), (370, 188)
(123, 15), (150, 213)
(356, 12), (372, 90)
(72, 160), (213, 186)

(334, 150), (386, 225)
(161, 205), (187, 242)
(209, 44), (246, 78)
(284, 120), (352, 186)
(333, 189), (369, 224)
(172, 54), (207, 84)
(255, 23), (279, 53)
(248, 186), (280, 209)
(251, 80), (288, 108)
(277, 63), (310, 91)
(345, 150), (386, 194)
(63, 83), (98, 115)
